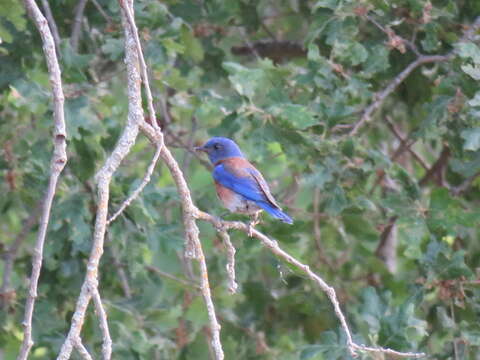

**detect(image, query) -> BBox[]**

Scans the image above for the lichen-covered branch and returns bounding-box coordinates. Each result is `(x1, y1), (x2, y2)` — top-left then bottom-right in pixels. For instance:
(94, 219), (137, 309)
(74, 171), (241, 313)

(56, 1), (143, 357)
(18, 1), (68, 359)
(196, 211), (426, 359)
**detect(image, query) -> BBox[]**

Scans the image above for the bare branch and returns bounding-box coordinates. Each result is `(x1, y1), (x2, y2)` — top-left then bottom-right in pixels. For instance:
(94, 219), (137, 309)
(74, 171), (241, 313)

(108, 245), (132, 298)
(364, 14), (420, 56)
(384, 116), (429, 170)
(217, 229), (238, 293)
(90, 0), (114, 26)
(70, 0), (89, 52)
(107, 143), (162, 225)
(74, 341), (94, 360)
(56, 0), (143, 357)
(419, 145), (450, 186)
(349, 54), (450, 136)
(118, 0), (162, 134)
(18, 1), (68, 359)
(40, 0), (61, 55)
(450, 172), (480, 196)
(196, 211), (426, 359)
(92, 288), (112, 359)
(146, 265), (200, 289)
(375, 216), (398, 273)
(312, 187), (334, 269)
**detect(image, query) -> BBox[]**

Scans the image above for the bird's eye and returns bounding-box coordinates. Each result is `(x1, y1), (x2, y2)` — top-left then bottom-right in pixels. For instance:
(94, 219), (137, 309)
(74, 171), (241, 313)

(213, 143), (220, 150)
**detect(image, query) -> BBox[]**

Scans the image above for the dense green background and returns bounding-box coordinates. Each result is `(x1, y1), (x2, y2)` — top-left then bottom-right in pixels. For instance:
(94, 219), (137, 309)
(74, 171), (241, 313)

(1, 0), (480, 359)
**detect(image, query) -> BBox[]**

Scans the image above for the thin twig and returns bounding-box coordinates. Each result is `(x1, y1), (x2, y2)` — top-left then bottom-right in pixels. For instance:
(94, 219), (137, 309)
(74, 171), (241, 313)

(18, 1), (68, 359)
(90, 0), (114, 26)
(70, 0), (89, 52)
(146, 265), (200, 289)
(375, 216), (398, 273)
(312, 187), (334, 269)
(450, 172), (480, 196)
(217, 229), (238, 293)
(40, 0), (61, 55)
(91, 288), (112, 359)
(196, 211), (426, 359)
(364, 14), (420, 56)
(107, 143), (162, 225)
(419, 145), (450, 186)
(108, 245), (132, 298)
(384, 116), (429, 170)
(74, 341), (94, 360)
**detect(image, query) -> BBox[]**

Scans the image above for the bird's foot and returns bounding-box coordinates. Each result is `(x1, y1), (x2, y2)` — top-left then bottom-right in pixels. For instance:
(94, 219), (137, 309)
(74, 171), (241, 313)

(248, 216), (261, 237)
(248, 222), (255, 237)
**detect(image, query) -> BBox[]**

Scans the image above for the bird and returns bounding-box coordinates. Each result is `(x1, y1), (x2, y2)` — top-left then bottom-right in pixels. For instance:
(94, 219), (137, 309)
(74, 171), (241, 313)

(195, 137), (293, 234)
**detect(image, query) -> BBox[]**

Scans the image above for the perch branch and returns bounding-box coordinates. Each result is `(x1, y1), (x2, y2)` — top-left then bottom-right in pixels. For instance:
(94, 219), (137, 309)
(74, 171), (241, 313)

(196, 211), (425, 359)
(119, 7), (222, 354)
(139, 95), (224, 360)
(18, 1), (68, 359)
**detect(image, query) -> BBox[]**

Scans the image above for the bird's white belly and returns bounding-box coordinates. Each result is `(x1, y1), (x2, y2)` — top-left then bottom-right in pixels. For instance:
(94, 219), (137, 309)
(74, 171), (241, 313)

(224, 193), (261, 215)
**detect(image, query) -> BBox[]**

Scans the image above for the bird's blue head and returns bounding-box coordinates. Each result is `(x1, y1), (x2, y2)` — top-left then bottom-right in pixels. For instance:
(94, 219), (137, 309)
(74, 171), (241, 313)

(196, 137), (244, 164)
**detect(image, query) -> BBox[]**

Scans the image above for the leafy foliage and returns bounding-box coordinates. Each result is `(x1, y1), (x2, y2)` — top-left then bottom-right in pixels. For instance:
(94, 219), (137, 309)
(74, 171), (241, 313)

(1, 0), (480, 359)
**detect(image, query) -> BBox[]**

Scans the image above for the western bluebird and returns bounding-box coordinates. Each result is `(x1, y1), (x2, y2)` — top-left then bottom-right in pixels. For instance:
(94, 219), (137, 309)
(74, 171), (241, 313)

(196, 137), (293, 232)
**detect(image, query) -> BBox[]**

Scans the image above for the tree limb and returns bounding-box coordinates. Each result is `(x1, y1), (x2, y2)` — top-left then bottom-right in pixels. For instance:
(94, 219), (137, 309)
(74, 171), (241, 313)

(18, 1), (68, 358)
(196, 211), (425, 358)
(56, 0), (143, 357)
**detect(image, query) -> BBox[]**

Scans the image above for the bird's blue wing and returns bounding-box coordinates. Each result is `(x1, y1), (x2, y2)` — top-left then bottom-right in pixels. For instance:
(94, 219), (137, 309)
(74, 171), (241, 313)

(213, 164), (266, 203)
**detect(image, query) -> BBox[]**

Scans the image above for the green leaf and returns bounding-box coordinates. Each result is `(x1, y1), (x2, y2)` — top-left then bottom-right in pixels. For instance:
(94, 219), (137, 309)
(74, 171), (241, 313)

(461, 128), (480, 151)
(180, 25), (204, 62)
(456, 43), (480, 63)
(468, 92), (480, 107)
(461, 64), (480, 80)
(268, 103), (317, 129)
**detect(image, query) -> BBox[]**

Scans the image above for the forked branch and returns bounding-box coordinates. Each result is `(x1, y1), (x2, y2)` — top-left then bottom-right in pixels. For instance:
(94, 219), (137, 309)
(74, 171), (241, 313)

(196, 211), (426, 359)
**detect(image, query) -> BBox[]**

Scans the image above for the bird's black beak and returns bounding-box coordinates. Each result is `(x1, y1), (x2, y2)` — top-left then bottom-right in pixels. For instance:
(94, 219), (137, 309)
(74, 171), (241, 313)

(194, 146), (208, 153)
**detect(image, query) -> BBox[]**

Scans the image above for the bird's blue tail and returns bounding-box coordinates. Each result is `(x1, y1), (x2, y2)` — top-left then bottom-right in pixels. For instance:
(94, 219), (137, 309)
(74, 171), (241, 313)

(257, 202), (293, 224)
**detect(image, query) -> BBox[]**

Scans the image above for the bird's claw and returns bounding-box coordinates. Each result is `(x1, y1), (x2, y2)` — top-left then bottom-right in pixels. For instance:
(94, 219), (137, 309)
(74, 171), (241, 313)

(248, 218), (260, 237)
